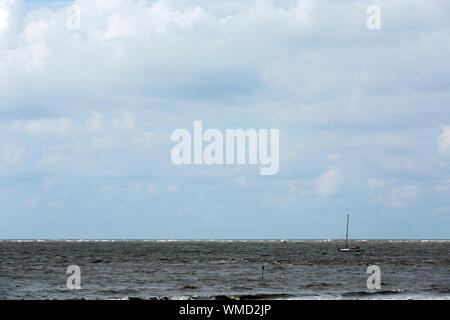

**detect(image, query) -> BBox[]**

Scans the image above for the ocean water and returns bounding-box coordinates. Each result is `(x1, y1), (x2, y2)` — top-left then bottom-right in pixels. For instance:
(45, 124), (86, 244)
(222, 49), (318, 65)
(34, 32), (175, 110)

(0, 240), (448, 300)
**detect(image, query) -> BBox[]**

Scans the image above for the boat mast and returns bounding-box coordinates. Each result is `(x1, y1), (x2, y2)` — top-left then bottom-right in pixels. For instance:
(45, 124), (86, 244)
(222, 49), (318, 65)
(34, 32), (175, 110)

(345, 213), (349, 247)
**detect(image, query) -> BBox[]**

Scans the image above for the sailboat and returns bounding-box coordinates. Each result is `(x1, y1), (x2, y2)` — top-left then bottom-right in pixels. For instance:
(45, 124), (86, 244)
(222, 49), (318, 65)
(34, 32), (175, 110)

(338, 213), (360, 252)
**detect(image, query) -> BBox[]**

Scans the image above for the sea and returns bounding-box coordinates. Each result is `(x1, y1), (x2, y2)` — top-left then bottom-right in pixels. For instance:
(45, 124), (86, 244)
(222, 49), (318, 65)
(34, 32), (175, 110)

(0, 240), (448, 300)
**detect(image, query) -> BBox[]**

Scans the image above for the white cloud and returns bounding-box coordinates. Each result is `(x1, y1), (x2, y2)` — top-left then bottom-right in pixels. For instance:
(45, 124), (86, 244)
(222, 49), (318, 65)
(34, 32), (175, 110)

(278, 179), (313, 197)
(147, 182), (159, 196)
(86, 111), (104, 131)
(327, 153), (340, 161)
(92, 137), (105, 149)
(26, 41), (49, 68)
(0, 5), (7, 28)
(437, 126), (450, 156)
(111, 111), (135, 130)
(167, 184), (180, 192)
(0, 0), (24, 47)
(102, 13), (137, 40)
(23, 195), (40, 208)
(375, 185), (419, 208)
(47, 199), (64, 208)
(0, 0), (448, 107)
(2, 143), (25, 164)
(279, 180), (296, 193)
(316, 167), (342, 196)
(37, 154), (66, 166)
(23, 20), (48, 43)
(367, 179), (384, 188)
(233, 176), (246, 186)
(12, 118), (73, 135)
(41, 177), (56, 190)
(133, 131), (158, 147)
(127, 181), (159, 200)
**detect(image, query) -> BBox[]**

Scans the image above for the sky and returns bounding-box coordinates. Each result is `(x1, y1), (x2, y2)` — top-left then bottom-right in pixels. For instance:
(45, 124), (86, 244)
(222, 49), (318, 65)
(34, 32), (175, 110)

(0, 0), (449, 239)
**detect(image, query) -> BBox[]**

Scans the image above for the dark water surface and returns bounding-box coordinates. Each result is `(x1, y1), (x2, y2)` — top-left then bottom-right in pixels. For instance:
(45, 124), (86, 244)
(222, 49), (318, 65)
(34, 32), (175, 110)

(0, 240), (448, 300)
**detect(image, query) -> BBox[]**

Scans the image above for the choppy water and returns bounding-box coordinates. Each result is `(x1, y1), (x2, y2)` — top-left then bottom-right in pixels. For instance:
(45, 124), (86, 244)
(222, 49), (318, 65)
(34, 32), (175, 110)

(0, 240), (448, 300)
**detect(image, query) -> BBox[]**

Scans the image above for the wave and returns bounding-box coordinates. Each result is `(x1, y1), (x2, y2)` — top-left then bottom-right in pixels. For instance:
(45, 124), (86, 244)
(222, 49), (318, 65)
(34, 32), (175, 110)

(115, 293), (297, 300)
(301, 282), (333, 288)
(341, 289), (403, 297)
(179, 285), (198, 290)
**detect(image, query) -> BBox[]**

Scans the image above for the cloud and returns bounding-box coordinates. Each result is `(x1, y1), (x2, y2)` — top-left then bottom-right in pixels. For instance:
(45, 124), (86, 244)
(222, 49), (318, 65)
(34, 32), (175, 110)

(86, 111), (104, 131)
(23, 195), (40, 208)
(0, 0), (24, 47)
(2, 143), (25, 164)
(147, 182), (159, 196)
(127, 181), (159, 200)
(316, 167), (342, 196)
(92, 137), (105, 149)
(0, 0), (450, 238)
(327, 153), (340, 161)
(233, 176), (246, 186)
(37, 154), (67, 166)
(47, 199), (64, 208)
(102, 13), (137, 40)
(375, 185), (419, 208)
(367, 179), (384, 188)
(437, 126), (450, 156)
(11, 118), (73, 135)
(111, 111), (136, 131)
(1, 0), (449, 108)
(133, 131), (158, 148)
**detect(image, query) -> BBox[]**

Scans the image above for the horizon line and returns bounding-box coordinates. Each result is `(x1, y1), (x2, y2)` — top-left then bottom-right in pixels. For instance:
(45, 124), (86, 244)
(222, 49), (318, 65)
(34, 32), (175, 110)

(1, 238), (449, 241)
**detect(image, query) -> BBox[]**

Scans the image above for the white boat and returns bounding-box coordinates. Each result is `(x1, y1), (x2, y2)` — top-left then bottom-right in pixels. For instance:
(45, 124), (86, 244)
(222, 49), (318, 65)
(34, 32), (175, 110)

(338, 213), (360, 252)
